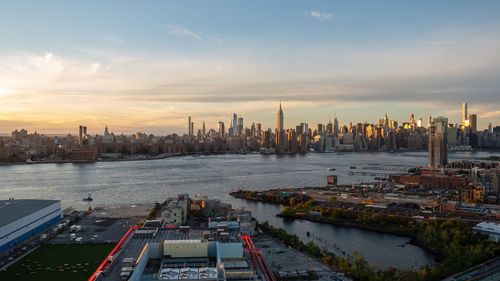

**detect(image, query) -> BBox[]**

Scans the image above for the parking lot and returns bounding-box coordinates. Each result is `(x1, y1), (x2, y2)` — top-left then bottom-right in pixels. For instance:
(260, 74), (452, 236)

(50, 204), (151, 245)
(255, 236), (351, 281)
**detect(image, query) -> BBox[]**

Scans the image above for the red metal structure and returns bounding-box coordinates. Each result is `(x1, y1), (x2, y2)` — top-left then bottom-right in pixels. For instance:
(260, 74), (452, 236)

(242, 234), (276, 281)
(88, 225), (139, 281)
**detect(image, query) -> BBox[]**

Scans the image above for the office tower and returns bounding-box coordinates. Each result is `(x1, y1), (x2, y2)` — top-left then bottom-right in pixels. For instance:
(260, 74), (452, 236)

(429, 117), (448, 168)
(427, 115), (432, 128)
(384, 113), (389, 127)
(317, 124), (324, 134)
(250, 122), (256, 137)
(277, 102), (284, 131)
(237, 117), (244, 136)
(188, 116), (193, 137)
(255, 123), (262, 138)
(417, 118), (423, 128)
(468, 114), (477, 133)
(326, 119), (333, 134)
(409, 113), (415, 125)
(218, 122), (225, 138)
(232, 113), (238, 136)
(333, 117), (339, 136)
(78, 125), (88, 146)
(489, 123), (493, 133)
(462, 102), (468, 126)
(79, 125), (83, 145)
(262, 129), (272, 148)
(202, 121), (206, 136)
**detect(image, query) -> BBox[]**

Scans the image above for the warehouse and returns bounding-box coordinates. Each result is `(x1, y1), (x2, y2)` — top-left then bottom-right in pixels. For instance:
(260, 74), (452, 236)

(0, 199), (62, 253)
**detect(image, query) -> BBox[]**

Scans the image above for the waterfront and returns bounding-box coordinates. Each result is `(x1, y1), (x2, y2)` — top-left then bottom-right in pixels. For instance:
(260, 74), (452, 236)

(0, 151), (498, 269)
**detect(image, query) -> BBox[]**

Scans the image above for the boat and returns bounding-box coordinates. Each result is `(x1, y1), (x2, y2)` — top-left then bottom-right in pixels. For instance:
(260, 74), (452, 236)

(306, 231), (311, 236)
(83, 194), (93, 202)
(350, 166), (357, 169)
(327, 167), (336, 171)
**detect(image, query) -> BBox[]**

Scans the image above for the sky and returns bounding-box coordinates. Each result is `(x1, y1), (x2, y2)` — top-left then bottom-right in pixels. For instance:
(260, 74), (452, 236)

(0, 0), (499, 135)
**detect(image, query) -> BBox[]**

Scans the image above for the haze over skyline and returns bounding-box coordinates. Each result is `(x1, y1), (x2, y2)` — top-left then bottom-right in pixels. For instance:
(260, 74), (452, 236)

(1, 0), (500, 135)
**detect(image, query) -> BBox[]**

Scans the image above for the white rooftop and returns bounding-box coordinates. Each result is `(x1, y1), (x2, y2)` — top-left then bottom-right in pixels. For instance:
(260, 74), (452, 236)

(473, 222), (500, 234)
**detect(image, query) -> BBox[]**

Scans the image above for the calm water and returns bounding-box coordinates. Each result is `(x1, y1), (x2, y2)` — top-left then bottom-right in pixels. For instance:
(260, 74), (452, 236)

(0, 151), (497, 269)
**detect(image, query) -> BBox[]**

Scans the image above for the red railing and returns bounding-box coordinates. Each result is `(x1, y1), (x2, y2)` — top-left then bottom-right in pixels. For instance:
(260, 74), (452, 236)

(242, 234), (276, 281)
(88, 225), (139, 281)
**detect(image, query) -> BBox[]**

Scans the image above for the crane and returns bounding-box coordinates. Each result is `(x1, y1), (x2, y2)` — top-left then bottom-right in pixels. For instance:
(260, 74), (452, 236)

(239, 171), (251, 191)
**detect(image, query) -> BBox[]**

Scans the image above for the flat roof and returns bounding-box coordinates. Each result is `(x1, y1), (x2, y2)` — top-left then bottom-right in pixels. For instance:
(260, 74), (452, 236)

(0, 199), (60, 228)
(474, 222), (500, 234)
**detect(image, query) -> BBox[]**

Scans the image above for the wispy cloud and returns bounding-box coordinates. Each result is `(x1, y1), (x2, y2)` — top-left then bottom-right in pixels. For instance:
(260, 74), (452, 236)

(165, 25), (202, 40)
(309, 11), (335, 22)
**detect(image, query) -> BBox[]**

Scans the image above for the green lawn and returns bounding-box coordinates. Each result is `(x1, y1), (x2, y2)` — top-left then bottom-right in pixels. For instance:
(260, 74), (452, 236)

(0, 243), (115, 281)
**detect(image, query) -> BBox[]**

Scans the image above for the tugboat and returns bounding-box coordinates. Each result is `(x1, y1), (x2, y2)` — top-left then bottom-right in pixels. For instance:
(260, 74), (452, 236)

(327, 167), (336, 171)
(83, 193), (93, 202)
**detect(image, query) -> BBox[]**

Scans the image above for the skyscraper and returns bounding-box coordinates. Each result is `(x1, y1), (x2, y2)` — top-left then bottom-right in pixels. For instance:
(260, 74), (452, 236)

(469, 114), (477, 133)
(202, 121), (206, 136)
(78, 125), (88, 146)
(462, 102), (468, 126)
(276, 102), (285, 152)
(188, 116), (193, 137)
(277, 102), (284, 131)
(255, 123), (262, 137)
(232, 113), (238, 136)
(333, 117), (339, 136)
(429, 117), (448, 168)
(218, 121), (225, 138)
(238, 117), (244, 136)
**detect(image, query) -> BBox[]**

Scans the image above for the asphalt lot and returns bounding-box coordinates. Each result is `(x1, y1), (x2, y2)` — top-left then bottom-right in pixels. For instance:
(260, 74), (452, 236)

(50, 204), (151, 245)
(255, 236), (351, 281)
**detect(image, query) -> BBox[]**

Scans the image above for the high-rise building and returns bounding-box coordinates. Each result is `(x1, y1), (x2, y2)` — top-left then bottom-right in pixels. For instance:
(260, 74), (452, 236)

(326, 119), (333, 134)
(427, 115), (432, 128)
(255, 123), (262, 138)
(218, 122), (225, 138)
(237, 117), (244, 136)
(462, 102), (468, 126)
(333, 117), (339, 136)
(489, 123), (493, 133)
(78, 125), (88, 146)
(232, 113), (238, 136)
(409, 113), (415, 125)
(429, 117), (448, 168)
(277, 102), (284, 131)
(469, 114), (477, 133)
(188, 116), (193, 137)
(202, 121), (206, 136)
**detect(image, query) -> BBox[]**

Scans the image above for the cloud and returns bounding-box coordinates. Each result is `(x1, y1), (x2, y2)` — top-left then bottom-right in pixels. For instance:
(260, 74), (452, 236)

(309, 11), (335, 22)
(165, 25), (202, 40)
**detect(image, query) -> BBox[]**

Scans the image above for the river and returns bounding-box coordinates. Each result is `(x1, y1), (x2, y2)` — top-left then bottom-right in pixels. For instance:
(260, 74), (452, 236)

(0, 151), (497, 269)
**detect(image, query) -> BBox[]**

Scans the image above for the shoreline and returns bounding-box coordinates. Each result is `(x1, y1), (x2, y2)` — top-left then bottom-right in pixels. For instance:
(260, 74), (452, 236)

(1, 149), (498, 166)
(277, 212), (443, 260)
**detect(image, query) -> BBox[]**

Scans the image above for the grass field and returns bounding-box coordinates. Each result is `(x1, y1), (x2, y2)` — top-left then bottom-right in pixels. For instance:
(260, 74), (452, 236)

(0, 243), (115, 281)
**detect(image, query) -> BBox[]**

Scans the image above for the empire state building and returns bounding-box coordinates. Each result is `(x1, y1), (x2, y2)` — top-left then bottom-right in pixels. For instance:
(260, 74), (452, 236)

(277, 102), (284, 131)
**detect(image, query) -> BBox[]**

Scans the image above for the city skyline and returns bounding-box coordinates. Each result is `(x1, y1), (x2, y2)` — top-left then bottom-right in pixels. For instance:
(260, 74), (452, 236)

(0, 101), (492, 136)
(1, 1), (500, 134)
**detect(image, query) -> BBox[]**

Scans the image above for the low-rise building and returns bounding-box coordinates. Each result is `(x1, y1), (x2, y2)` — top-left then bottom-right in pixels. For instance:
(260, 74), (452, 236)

(90, 226), (273, 281)
(0, 199), (62, 254)
(161, 196), (189, 226)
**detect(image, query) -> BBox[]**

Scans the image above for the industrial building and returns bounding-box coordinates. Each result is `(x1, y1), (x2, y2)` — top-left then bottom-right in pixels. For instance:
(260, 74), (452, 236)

(90, 223), (275, 281)
(473, 222), (500, 242)
(0, 199), (62, 254)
